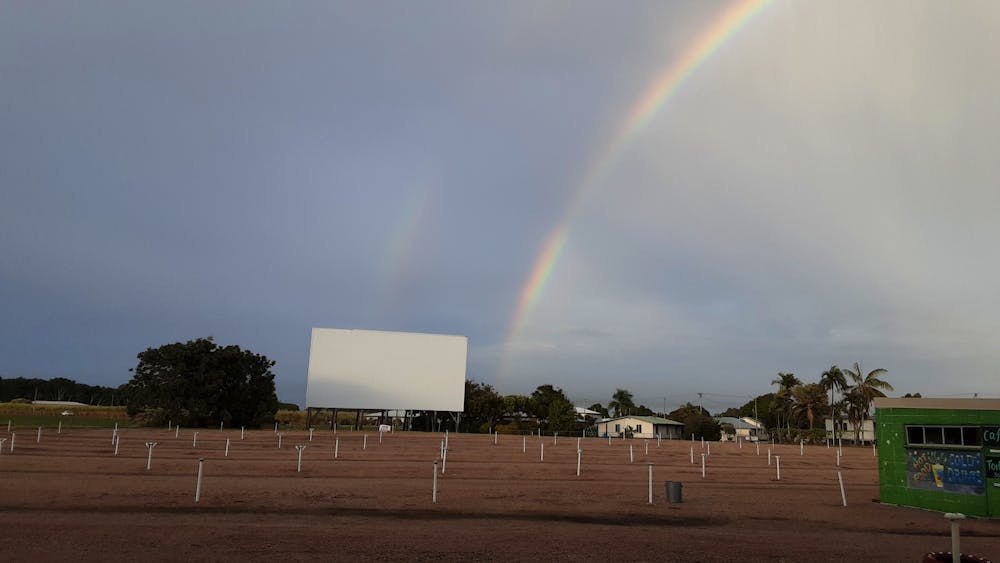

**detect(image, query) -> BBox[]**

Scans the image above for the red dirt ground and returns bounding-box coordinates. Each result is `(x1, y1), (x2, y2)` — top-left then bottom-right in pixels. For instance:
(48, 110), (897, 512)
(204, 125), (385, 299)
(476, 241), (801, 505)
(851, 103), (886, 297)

(0, 427), (997, 562)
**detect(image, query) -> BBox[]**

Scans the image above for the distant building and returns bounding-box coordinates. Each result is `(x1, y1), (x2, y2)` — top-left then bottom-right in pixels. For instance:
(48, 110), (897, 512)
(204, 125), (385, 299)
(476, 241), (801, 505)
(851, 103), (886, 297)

(824, 417), (876, 444)
(874, 397), (1000, 518)
(596, 416), (684, 439)
(717, 416), (767, 442)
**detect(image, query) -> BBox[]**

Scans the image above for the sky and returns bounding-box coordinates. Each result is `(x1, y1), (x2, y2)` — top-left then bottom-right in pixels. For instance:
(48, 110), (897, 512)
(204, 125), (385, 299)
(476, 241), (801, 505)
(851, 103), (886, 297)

(2, 1), (999, 412)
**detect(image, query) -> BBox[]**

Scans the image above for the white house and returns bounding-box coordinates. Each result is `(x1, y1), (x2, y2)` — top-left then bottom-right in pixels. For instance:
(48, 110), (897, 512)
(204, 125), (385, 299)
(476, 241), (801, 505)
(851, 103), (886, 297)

(824, 417), (876, 444)
(596, 416), (684, 439)
(716, 416), (767, 442)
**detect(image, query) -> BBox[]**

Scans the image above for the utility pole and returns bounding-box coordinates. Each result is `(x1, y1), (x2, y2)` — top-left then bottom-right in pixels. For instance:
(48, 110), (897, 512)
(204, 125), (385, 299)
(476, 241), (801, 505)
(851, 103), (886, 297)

(698, 392), (704, 415)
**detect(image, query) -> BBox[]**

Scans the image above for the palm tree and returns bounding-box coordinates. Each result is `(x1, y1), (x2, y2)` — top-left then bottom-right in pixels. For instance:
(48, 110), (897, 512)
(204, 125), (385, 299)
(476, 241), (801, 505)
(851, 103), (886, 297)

(819, 365), (847, 441)
(791, 383), (828, 429)
(842, 362), (892, 444)
(608, 388), (635, 417)
(771, 372), (802, 440)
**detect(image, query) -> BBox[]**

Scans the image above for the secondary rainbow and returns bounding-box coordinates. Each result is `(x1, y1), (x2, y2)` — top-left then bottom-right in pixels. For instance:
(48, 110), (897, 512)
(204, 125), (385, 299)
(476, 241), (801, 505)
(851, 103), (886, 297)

(505, 0), (772, 348)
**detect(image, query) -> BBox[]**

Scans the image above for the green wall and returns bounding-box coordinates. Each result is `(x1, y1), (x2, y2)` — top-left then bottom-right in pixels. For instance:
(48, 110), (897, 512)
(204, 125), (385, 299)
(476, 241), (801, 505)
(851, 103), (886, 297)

(876, 407), (1000, 518)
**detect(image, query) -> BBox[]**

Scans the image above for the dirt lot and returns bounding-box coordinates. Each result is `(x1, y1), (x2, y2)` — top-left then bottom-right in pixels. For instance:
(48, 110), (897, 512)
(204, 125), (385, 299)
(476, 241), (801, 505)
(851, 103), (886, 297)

(0, 426), (996, 562)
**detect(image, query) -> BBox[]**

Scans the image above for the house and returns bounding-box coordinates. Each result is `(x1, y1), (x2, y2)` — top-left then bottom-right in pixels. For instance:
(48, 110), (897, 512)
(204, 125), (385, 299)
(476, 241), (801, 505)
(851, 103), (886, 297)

(824, 416), (876, 444)
(716, 416), (767, 442)
(596, 416), (684, 439)
(574, 406), (602, 422)
(874, 397), (1000, 518)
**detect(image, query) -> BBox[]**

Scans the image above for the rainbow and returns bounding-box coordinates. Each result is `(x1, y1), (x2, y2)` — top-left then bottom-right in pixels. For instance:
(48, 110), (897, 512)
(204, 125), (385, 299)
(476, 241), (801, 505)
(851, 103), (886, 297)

(505, 0), (772, 348)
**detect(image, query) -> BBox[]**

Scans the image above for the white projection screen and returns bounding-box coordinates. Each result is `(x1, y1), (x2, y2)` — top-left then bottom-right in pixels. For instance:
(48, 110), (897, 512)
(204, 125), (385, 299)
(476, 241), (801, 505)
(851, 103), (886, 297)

(306, 328), (467, 411)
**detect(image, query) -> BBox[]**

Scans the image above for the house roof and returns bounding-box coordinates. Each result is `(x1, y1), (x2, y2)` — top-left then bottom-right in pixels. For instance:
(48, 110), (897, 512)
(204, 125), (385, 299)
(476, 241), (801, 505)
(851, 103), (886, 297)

(574, 406), (602, 416)
(600, 415), (684, 426)
(716, 416), (763, 430)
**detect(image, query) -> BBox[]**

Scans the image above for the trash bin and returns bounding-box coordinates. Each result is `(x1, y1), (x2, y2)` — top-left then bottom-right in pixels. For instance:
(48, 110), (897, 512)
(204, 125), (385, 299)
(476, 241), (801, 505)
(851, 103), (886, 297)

(665, 481), (683, 503)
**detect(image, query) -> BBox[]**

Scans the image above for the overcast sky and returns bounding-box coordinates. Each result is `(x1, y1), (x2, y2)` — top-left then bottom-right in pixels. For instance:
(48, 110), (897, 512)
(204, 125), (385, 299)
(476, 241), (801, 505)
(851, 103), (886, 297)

(2, 1), (998, 412)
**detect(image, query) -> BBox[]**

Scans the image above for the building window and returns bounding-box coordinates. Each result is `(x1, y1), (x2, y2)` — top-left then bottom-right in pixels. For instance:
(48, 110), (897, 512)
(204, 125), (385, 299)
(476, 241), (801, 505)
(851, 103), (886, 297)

(905, 425), (982, 448)
(615, 424), (620, 433)
(636, 424), (642, 433)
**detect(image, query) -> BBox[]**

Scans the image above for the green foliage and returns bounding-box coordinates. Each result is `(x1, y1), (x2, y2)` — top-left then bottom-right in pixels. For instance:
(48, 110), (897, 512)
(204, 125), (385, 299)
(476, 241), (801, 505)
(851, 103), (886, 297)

(125, 337), (279, 428)
(462, 379), (504, 432)
(546, 397), (577, 433)
(587, 403), (609, 417)
(608, 388), (636, 417)
(667, 402), (720, 440)
(635, 404), (655, 416)
(277, 402), (300, 411)
(528, 384), (569, 424)
(0, 376), (124, 405)
(791, 383), (829, 429)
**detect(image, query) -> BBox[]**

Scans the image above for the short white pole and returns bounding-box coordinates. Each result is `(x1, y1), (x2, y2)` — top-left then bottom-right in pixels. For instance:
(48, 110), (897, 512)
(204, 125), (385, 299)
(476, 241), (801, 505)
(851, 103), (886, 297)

(701, 453), (706, 478)
(274, 421), (278, 433)
(523, 435), (526, 453)
(6, 419), (10, 432)
(701, 437), (704, 449)
(554, 432), (558, 445)
(837, 450), (841, 467)
(576, 449), (582, 476)
(707, 442), (711, 456)
(58, 420), (62, 434)
(768, 448), (772, 465)
(690, 446), (694, 464)
(645, 440), (648, 455)
(195, 458), (204, 502)
(114, 434), (120, 456)
(37, 427), (41, 443)
(220, 421), (223, 431)
(608, 435), (611, 446)
(800, 440), (804, 456)
(296, 444), (306, 472)
(775, 455), (781, 480)
(540, 442), (544, 462)
(309, 427), (314, 442)
(192, 431), (198, 448)
(175, 426), (180, 439)
(657, 435), (661, 447)
(945, 513), (966, 563)
(363, 434), (368, 450)
(241, 426), (245, 440)
(380, 431), (384, 445)
(493, 432), (498, 445)
(440, 439), (444, 459)
(837, 470), (847, 507)
(0, 438), (6, 456)
(538, 429), (541, 439)
(334, 437), (340, 459)
(442, 448), (447, 473)
(225, 437), (231, 457)
(10, 432), (15, 452)
(756, 442), (760, 456)
(277, 433), (283, 449)
(145, 441), (157, 470)
(432, 461), (438, 503)
(629, 444), (634, 463)
(648, 464), (653, 504)
(872, 442), (876, 458)
(112, 428), (117, 445)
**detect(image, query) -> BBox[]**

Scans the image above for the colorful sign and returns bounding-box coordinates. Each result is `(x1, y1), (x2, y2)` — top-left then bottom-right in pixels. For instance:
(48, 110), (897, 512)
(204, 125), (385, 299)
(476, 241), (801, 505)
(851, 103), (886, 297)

(907, 449), (984, 495)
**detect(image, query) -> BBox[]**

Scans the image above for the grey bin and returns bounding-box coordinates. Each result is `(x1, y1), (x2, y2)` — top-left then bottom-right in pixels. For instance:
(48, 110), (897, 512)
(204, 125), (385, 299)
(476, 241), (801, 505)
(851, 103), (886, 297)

(665, 481), (683, 503)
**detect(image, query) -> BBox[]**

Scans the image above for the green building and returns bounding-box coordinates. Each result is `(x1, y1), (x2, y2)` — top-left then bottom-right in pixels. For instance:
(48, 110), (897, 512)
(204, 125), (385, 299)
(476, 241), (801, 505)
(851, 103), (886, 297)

(875, 398), (1000, 517)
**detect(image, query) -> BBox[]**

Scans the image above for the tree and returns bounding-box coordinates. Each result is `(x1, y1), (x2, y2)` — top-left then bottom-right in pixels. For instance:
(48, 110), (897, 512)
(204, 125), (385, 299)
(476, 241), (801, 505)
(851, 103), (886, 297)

(528, 384), (571, 430)
(463, 380), (504, 432)
(588, 403), (609, 417)
(819, 365), (847, 441)
(771, 372), (802, 439)
(842, 362), (892, 444)
(791, 383), (828, 429)
(546, 397), (578, 433)
(125, 337), (278, 427)
(608, 388), (636, 417)
(667, 402), (720, 440)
